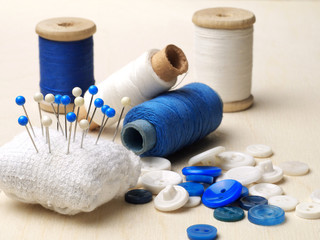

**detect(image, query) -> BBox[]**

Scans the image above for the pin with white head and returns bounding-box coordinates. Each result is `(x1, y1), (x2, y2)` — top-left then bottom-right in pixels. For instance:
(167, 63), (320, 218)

(54, 94), (62, 131)
(33, 92), (44, 136)
(72, 87), (82, 112)
(79, 119), (89, 148)
(73, 96), (84, 142)
(95, 107), (116, 145)
(66, 112), (76, 154)
(18, 116), (38, 153)
(45, 94), (64, 136)
(61, 95), (71, 140)
(42, 115), (52, 153)
(112, 96), (131, 142)
(86, 85), (98, 120)
(16, 96), (36, 137)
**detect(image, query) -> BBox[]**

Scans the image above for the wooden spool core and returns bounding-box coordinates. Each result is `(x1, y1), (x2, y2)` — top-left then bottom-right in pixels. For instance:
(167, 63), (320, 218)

(193, 7), (255, 112)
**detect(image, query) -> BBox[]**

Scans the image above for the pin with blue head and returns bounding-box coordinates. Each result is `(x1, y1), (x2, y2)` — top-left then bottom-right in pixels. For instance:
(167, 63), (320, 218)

(95, 107), (116, 145)
(42, 115), (52, 153)
(112, 96), (131, 142)
(33, 92), (44, 136)
(54, 94), (62, 131)
(73, 96), (85, 142)
(79, 119), (89, 148)
(86, 85), (98, 120)
(89, 98), (104, 128)
(18, 116), (38, 153)
(66, 112), (77, 154)
(61, 95), (71, 140)
(72, 87), (82, 112)
(45, 94), (64, 136)
(16, 96), (36, 138)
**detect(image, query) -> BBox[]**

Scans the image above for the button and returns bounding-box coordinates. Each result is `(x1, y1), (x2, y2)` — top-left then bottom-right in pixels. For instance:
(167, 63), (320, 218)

(186, 224), (217, 240)
(278, 161), (309, 176)
(216, 151), (255, 170)
(141, 170), (183, 194)
(295, 202), (320, 219)
(186, 175), (214, 184)
(125, 189), (153, 204)
(214, 206), (245, 222)
(154, 185), (189, 211)
(140, 157), (171, 174)
(178, 182), (204, 196)
(188, 146), (225, 166)
(249, 183), (283, 199)
(239, 196), (268, 210)
(202, 179), (242, 208)
(256, 160), (283, 183)
(311, 189), (320, 204)
(246, 144), (273, 158)
(182, 166), (222, 177)
(184, 196), (202, 208)
(225, 166), (262, 186)
(268, 195), (299, 211)
(240, 186), (249, 198)
(248, 205), (285, 226)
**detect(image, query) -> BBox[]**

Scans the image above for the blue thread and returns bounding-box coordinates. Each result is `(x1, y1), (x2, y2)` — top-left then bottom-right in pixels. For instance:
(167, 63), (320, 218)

(122, 83), (223, 157)
(39, 37), (95, 101)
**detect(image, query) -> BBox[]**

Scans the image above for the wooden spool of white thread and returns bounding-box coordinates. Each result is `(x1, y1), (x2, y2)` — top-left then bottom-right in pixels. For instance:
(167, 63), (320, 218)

(192, 7), (256, 112)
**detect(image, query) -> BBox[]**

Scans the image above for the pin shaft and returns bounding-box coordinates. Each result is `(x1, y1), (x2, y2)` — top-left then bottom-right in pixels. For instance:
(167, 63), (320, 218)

(64, 105), (67, 140)
(86, 95), (94, 120)
(38, 103), (44, 136)
(95, 117), (109, 145)
(67, 122), (73, 154)
(73, 107), (80, 142)
(112, 107), (125, 142)
(46, 127), (51, 153)
(25, 125), (38, 153)
(57, 104), (60, 131)
(50, 104), (64, 135)
(80, 131), (85, 148)
(22, 105), (36, 137)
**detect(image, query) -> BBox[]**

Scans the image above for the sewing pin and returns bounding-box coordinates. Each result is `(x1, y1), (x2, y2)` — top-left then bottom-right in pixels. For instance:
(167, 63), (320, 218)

(72, 87), (82, 112)
(16, 96), (36, 137)
(112, 96), (131, 142)
(86, 85), (98, 120)
(18, 116), (38, 153)
(73, 96), (84, 142)
(88, 98), (104, 128)
(45, 94), (64, 136)
(95, 107), (116, 145)
(33, 92), (44, 136)
(66, 112), (76, 154)
(54, 94), (62, 131)
(79, 119), (89, 148)
(42, 115), (52, 153)
(61, 95), (71, 140)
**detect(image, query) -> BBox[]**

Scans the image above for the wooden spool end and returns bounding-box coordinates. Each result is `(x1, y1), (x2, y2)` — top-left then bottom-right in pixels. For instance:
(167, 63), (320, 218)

(223, 95), (254, 113)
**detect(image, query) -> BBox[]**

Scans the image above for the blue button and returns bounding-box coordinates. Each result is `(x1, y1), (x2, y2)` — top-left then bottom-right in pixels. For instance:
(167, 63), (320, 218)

(186, 175), (214, 184)
(240, 186), (249, 198)
(187, 224), (217, 240)
(182, 166), (222, 177)
(248, 205), (285, 226)
(239, 196), (268, 210)
(202, 179), (242, 208)
(214, 206), (245, 222)
(125, 189), (152, 204)
(178, 182), (204, 196)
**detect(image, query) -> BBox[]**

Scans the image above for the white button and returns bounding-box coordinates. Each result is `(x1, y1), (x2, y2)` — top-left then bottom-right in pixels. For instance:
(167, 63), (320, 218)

(249, 183), (283, 199)
(188, 146), (225, 166)
(311, 189), (320, 204)
(268, 195), (299, 211)
(184, 196), (202, 208)
(225, 166), (262, 186)
(256, 160), (283, 183)
(246, 144), (273, 158)
(215, 173), (226, 182)
(278, 161), (309, 176)
(216, 151), (255, 170)
(134, 176), (143, 188)
(141, 170), (182, 194)
(140, 157), (171, 174)
(295, 202), (320, 219)
(154, 185), (189, 211)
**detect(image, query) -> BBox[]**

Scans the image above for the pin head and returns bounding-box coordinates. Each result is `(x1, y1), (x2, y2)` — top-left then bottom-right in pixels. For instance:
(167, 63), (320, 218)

(121, 97), (131, 107)
(15, 96), (26, 106)
(42, 115), (52, 127)
(79, 119), (89, 130)
(66, 112), (77, 122)
(101, 105), (110, 114)
(74, 96), (84, 107)
(94, 98), (104, 108)
(88, 85), (98, 95)
(72, 87), (82, 97)
(33, 93), (43, 103)
(106, 108), (116, 118)
(18, 116), (28, 126)
(45, 94), (55, 104)
(54, 94), (62, 104)
(61, 95), (71, 106)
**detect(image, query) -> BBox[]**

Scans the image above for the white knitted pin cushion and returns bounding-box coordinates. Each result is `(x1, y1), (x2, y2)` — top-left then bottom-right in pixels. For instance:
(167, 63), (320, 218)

(0, 128), (141, 215)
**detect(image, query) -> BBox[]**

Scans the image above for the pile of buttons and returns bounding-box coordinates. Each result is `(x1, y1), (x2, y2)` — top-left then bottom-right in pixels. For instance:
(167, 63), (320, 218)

(124, 145), (319, 239)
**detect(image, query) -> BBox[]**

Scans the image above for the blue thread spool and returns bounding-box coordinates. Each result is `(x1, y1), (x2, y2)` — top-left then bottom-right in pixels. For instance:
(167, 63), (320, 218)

(36, 17), (96, 113)
(121, 83), (223, 157)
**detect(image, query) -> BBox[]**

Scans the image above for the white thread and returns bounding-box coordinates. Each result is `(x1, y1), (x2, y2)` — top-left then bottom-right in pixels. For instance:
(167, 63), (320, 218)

(84, 50), (177, 126)
(194, 26), (253, 103)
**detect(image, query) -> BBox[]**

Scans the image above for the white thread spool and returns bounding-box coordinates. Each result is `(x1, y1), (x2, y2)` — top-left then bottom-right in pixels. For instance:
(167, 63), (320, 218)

(193, 7), (256, 112)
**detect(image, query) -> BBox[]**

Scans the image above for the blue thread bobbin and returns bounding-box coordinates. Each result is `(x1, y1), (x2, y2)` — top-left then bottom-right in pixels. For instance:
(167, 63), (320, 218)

(36, 17), (96, 113)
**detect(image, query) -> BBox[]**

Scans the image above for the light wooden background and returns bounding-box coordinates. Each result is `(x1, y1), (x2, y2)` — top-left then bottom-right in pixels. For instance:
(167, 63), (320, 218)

(0, 0), (319, 239)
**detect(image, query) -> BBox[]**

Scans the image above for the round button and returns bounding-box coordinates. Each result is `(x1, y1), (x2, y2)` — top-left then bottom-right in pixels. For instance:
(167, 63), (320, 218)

(216, 151), (255, 170)
(214, 206), (245, 222)
(225, 166), (262, 186)
(248, 205), (285, 226)
(186, 175), (214, 184)
(249, 183), (283, 199)
(268, 195), (299, 211)
(278, 161), (309, 176)
(295, 202), (320, 219)
(202, 179), (242, 208)
(184, 196), (202, 208)
(186, 224), (217, 240)
(140, 157), (171, 174)
(256, 160), (283, 184)
(125, 189), (153, 204)
(182, 166), (222, 177)
(311, 189), (320, 204)
(246, 144), (273, 158)
(240, 186), (249, 198)
(178, 182), (204, 196)
(188, 146), (225, 166)
(239, 195), (268, 210)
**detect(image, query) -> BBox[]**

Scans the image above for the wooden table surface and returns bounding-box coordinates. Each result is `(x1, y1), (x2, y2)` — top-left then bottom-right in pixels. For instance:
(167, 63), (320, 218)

(1, 0), (319, 239)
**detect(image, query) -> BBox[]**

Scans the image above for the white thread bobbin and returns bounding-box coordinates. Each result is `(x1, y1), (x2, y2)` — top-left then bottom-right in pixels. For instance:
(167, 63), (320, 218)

(192, 7), (256, 112)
